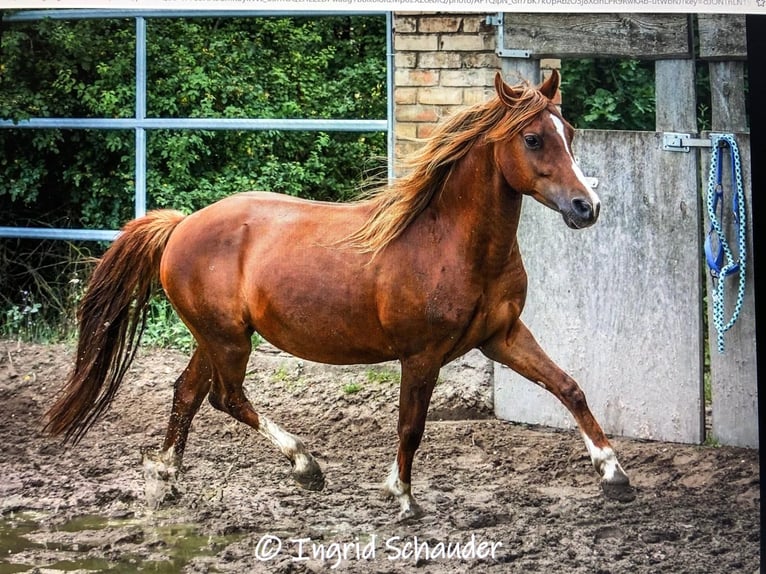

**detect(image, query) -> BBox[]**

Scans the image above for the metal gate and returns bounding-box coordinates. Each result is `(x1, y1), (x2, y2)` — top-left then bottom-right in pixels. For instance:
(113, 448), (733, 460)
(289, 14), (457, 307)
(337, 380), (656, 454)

(0, 9), (393, 241)
(491, 14), (757, 447)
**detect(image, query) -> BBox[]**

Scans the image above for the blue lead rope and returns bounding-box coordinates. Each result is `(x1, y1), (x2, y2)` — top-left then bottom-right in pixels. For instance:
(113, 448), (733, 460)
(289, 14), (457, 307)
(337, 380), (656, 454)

(704, 134), (747, 353)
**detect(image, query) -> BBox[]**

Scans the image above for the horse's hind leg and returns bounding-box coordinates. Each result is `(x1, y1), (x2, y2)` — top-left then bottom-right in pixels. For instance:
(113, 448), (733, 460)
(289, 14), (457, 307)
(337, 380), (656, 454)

(206, 336), (325, 491)
(482, 320), (635, 502)
(143, 348), (212, 508)
(162, 348), (214, 460)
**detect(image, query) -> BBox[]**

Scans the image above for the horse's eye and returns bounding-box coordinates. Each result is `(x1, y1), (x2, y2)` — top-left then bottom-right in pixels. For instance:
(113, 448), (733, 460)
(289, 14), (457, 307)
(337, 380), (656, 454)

(524, 134), (542, 150)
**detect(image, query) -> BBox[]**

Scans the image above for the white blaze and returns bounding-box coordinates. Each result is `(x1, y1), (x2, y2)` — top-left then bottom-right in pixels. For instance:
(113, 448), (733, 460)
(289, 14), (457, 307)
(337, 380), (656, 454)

(549, 114), (600, 207)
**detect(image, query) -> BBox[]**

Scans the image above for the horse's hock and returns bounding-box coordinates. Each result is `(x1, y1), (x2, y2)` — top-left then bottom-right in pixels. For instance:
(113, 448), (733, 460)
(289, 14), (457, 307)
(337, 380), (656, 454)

(394, 13), (757, 448)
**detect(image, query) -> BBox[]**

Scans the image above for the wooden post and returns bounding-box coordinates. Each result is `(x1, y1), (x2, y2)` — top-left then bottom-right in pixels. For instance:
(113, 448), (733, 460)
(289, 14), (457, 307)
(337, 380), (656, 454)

(655, 59), (698, 133)
(500, 58), (539, 85)
(709, 62), (747, 133)
(698, 15), (758, 448)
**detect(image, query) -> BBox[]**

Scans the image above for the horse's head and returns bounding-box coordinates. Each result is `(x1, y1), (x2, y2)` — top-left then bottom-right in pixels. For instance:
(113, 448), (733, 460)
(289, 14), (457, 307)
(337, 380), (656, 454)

(493, 71), (600, 229)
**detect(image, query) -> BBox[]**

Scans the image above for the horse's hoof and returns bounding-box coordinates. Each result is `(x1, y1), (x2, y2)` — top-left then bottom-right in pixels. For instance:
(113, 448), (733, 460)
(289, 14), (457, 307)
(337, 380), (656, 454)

(292, 456), (325, 491)
(293, 470), (325, 491)
(142, 448), (180, 510)
(601, 476), (636, 503)
(397, 502), (424, 522)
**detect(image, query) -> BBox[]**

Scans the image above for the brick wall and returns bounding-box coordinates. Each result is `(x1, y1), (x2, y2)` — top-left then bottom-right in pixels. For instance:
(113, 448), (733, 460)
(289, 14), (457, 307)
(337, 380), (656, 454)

(393, 13), (560, 166)
(393, 13), (499, 162)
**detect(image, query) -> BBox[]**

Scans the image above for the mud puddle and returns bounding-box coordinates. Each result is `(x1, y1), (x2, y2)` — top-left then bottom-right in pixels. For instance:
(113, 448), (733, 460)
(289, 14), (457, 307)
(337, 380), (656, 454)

(1, 511), (244, 573)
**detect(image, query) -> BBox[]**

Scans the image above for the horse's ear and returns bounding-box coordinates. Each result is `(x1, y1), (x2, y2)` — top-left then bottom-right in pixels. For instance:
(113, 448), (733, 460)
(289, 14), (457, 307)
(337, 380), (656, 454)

(538, 69), (560, 100)
(494, 72), (522, 106)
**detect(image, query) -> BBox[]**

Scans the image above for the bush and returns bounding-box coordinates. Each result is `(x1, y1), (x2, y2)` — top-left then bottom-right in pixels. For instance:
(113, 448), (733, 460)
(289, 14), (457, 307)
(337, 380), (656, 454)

(1, 15), (388, 230)
(561, 58), (655, 131)
(0, 15), (387, 340)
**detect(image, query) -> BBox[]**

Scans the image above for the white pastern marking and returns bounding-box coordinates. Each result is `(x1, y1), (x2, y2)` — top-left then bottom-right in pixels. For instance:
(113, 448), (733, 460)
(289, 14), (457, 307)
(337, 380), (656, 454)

(549, 115), (600, 206)
(259, 416), (311, 473)
(385, 460), (419, 517)
(385, 460), (406, 496)
(142, 446), (179, 510)
(582, 434), (624, 483)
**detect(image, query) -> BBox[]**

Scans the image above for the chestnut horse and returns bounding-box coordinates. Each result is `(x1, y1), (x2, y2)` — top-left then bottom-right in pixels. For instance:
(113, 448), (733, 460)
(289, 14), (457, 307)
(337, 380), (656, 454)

(45, 71), (634, 519)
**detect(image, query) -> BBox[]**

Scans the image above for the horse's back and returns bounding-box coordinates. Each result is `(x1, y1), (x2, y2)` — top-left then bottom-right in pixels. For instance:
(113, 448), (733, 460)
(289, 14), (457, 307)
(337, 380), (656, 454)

(164, 191), (368, 263)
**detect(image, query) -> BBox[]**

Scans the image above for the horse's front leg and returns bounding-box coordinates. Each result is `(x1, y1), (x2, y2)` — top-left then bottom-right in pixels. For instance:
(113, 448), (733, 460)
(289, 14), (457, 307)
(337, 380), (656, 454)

(482, 319), (635, 502)
(383, 358), (440, 521)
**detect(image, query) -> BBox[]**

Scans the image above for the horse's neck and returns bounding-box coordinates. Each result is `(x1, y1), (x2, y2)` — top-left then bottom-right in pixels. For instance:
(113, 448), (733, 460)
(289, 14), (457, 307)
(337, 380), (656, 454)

(425, 143), (523, 268)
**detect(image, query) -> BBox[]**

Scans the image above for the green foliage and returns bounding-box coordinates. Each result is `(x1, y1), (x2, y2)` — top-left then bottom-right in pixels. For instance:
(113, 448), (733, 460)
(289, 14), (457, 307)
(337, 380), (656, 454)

(365, 367), (399, 385)
(561, 59), (656, 131)
(695, 61), (712, 132)
(0, 239), (92, 342)
(141, 296), (196, 353)
(142, 298), (264, 353)
(1, 18), (137, 226)
(1, 16), (387, 230)
(337, 368), (398, 395)
(342, 382), (362, 394)
(561, 57), (715, 132)
(1, 15), (386, 343)
(2, 296), (42, 340)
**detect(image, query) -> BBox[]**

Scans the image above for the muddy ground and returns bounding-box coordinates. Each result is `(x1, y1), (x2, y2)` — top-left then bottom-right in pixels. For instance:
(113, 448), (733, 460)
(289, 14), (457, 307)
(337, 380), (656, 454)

(0, 339), (760, 573)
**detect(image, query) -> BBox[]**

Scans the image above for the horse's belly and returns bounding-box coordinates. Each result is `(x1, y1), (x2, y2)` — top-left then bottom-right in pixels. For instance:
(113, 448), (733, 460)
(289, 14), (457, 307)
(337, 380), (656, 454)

(245, 262), (396, 365)
(258, 329), (395, 366)
(251, 306), (396, 366)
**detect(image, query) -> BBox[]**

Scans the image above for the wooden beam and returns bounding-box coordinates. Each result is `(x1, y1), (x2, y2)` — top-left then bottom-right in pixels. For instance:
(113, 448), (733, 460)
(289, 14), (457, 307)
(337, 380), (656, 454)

(698, 14), (747, 61)
(502, 13), (691, 59)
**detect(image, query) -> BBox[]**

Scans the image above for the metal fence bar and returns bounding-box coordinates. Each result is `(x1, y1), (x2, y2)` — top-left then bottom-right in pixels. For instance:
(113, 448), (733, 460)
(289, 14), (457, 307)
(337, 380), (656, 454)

(0, 118), (389, 131)
(0, 228), (119, 241)
(3, 10), (387, 22)
(0, 9), (392, 241)
(135, 16), (147, 218)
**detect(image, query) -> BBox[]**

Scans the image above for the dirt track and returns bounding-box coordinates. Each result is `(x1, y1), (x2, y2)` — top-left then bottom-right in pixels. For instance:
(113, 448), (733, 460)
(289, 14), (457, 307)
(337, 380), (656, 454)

(0, 340), (760, 573)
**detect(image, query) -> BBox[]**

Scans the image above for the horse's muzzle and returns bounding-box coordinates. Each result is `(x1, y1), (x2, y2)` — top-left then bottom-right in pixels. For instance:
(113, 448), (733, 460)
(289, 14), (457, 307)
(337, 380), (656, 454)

(563, 197), (600, 229)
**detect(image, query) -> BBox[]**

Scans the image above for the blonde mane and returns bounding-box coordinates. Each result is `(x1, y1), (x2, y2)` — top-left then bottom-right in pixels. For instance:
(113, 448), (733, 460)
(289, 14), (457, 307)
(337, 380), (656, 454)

(345, 81), (551, 256)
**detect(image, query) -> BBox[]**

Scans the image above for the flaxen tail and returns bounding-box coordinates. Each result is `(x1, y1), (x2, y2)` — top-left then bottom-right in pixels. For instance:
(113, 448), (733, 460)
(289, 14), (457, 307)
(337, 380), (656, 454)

(44, 209), (186, 444)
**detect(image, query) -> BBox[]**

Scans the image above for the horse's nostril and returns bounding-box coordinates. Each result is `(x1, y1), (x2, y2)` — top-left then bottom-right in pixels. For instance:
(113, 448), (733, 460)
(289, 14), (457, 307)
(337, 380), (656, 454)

(572, 198), (593, 220)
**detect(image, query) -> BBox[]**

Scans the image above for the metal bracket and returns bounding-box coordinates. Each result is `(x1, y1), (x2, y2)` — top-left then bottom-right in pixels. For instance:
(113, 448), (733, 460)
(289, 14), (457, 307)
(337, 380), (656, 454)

(486, 14), (531, 59)
(662, 132), (715, 153)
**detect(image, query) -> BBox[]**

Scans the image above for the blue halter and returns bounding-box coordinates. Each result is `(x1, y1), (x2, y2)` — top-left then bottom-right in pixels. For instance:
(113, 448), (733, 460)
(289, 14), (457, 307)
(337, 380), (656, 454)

(704, 134), (747, 353)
